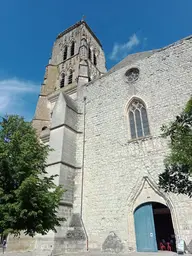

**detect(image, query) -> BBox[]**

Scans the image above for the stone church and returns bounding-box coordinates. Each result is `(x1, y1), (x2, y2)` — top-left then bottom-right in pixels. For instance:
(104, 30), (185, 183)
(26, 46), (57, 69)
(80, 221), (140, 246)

(9, 20), (192, 255)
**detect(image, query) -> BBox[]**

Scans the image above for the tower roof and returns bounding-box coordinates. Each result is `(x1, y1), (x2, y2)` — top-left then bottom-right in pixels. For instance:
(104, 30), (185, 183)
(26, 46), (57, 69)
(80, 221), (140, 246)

(56, 20), (102, 48)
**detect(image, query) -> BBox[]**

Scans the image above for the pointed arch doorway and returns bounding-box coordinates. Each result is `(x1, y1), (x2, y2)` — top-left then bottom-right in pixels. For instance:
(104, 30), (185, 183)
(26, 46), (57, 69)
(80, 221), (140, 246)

(134, 202), (176, 252)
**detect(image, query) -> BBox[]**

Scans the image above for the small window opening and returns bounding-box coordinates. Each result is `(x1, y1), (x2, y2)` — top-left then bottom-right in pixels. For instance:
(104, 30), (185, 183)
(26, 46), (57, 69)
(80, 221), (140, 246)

(60, 73), (65, 88)
(68, 70), (73, 84)
(88, 48), (92, 60)
(42, 126), (48, 131)
(71, 41), (75, 56)
(93, 53), (97, 66)
(63, 46), (68, 61)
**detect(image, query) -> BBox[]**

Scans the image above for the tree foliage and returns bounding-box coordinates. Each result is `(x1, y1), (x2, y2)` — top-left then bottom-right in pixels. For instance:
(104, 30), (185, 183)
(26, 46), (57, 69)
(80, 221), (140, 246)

(0, 115), (64, 237)
(159, 97), (192, 197)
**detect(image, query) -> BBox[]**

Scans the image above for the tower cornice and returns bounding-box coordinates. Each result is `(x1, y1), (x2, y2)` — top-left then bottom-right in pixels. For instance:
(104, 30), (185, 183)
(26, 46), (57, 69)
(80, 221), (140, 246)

(56, 20), (102, 48)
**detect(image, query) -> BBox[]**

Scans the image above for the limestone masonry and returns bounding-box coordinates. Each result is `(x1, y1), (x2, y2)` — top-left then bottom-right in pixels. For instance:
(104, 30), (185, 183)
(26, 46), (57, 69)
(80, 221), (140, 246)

(8, 20), (192, 255)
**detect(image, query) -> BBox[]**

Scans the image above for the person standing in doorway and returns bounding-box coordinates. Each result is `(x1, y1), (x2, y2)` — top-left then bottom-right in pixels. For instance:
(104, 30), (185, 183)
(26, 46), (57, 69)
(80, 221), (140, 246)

(2, 239), (7, 254)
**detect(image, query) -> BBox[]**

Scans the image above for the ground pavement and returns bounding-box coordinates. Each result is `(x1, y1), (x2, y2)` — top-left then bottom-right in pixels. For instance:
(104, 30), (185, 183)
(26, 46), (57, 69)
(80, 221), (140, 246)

(0, 251), (190, 256)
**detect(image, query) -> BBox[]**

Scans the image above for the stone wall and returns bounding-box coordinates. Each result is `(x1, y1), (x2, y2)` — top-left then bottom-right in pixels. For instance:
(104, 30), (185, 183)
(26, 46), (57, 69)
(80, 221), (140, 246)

(78, 37), (192, 252)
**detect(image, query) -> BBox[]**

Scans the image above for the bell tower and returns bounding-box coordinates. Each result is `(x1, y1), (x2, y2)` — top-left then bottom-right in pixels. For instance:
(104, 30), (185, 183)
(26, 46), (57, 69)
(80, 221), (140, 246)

(32, 20), (106, 136)
(30, 20), (107, 255)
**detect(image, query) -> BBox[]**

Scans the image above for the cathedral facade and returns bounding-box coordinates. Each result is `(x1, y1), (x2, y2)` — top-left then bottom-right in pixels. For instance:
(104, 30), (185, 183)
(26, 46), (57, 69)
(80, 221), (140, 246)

(10, 21), (192, 255)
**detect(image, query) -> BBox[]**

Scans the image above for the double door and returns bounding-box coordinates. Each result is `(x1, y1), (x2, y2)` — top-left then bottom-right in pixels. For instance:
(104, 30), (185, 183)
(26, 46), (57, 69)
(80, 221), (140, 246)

(134, 203), (158, 252)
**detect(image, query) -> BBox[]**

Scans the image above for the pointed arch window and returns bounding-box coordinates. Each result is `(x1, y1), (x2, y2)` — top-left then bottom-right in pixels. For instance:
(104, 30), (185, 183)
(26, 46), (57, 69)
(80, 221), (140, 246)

(63, 46), (68, 61)
(93, 53), (97, 66)
(128, 99), (150, 139)
(70, 41), (75, 56)
(88, 48), (92, 61)
(60, 73), (65, 88)
(68, 70), (73, 84)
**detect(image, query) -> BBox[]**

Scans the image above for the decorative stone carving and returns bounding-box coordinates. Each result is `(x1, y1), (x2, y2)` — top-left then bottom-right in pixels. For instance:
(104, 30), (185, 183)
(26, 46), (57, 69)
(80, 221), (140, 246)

(59, 42), (66, 52)
(80, 46), (86, 59)
(82, 29), (86, 37)
(69, 37), (75, 44)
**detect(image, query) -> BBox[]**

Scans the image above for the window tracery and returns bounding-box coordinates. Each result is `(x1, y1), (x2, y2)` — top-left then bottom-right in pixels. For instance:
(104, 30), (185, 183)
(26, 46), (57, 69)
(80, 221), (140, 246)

(125, 68), (139, 83)
(128, 99), (150, 139)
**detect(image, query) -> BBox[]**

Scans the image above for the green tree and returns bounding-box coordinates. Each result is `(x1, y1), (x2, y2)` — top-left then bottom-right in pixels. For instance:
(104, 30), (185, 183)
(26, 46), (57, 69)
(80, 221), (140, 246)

(0, 115), (64, 237)
(159, 97), (192, 197)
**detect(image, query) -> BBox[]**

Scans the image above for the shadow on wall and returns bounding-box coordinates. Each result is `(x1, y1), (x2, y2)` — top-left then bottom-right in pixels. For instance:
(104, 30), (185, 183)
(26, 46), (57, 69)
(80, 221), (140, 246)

(102, 231), (124, 253)
(187, 240), (192, 254)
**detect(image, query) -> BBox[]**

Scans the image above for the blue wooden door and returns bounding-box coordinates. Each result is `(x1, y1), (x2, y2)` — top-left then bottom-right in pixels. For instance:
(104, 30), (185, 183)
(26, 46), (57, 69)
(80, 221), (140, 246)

(134, 203), (158, 252)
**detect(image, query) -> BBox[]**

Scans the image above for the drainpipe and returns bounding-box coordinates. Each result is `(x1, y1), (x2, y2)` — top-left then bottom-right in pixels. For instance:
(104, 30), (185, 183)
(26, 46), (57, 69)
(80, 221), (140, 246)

(80, 96), (89, 251)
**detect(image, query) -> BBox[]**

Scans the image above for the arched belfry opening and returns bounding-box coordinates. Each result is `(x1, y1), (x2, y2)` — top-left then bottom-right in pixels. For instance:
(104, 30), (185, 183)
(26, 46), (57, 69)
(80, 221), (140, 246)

(134, 202), (176, 252)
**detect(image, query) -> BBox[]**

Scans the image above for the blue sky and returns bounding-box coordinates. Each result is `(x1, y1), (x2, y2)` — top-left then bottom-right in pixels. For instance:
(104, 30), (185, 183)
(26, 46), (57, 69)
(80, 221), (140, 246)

(0, 0), (192, 120)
